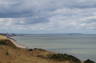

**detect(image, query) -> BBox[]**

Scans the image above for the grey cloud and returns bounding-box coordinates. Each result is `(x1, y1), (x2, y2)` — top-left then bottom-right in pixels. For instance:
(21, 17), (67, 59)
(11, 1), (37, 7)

(85, 19), (96, 23)
(0, 0), (33, 18)
(0, 0), (96, 33)
(13, 17), (49, 25)
(1, 0), (96, 18)
(0, 11), (33, 18)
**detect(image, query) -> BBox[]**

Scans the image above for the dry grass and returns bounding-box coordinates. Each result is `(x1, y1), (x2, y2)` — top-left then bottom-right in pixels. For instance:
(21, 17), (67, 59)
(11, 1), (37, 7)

(0, 35), (8, 40)
(0, 35), (95, 63)
(0, 35), (62, 63)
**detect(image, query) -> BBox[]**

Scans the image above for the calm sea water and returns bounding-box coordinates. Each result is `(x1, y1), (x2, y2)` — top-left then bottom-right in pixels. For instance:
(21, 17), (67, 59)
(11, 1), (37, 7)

(13, 34), (96, 61)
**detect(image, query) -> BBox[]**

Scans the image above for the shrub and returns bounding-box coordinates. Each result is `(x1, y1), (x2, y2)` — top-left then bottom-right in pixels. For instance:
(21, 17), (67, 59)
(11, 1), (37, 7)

(0, 40), (7, 45)
(48, 53), (81, 63)
(28, 49), (33, 51)
(0, 40), (16, 48)
(6, 51), (10, 56)
(84, 59), (95, 63)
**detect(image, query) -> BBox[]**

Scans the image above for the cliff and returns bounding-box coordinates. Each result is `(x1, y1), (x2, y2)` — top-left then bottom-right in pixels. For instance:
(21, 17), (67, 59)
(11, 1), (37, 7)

(0, 35), (95, 63)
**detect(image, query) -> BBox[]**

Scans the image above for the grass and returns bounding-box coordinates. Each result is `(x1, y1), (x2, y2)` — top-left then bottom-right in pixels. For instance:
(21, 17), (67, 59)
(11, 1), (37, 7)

(0, 35), (95, 63)
(0, 35), (8, 40)
(0, 35), (9, 45)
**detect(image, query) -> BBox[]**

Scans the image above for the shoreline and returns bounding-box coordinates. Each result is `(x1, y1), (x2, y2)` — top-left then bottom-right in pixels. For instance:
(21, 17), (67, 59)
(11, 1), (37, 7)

(9, 38), (26, 48)
(12, 35), (96, 62)
(5, 35), (27, 48)
(1, 34), (95, 63)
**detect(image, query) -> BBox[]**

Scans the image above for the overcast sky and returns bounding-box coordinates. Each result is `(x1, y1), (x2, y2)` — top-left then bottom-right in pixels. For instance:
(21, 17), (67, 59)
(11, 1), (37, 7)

(0, 0), (96, 34)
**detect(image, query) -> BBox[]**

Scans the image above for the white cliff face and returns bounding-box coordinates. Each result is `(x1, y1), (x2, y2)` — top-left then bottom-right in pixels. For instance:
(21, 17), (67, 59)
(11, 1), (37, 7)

(9, 39), (26, 48)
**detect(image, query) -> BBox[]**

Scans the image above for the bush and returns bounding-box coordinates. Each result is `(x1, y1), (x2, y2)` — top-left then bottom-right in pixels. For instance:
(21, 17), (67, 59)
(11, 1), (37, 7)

(48, 53), (81, 63)
(84, 59), (95, 63)
(34, 48), (46, 51)
(28, 49), (33, 51)
(0, 40), (16, 48)
(6, 51), (10, 56)
(0, 40), (7, 45)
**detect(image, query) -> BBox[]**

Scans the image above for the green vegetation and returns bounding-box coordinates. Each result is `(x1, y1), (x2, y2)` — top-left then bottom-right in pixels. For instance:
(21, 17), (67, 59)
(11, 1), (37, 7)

(84, 59), (95, 63)
(48, 53), (81, 63)
(0, 39), (16, 48)
(0, 40), (7, 45)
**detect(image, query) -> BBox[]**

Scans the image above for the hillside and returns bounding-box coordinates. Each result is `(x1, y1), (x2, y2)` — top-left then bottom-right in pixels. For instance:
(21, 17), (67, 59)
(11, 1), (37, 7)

(0, 35), (95, 63)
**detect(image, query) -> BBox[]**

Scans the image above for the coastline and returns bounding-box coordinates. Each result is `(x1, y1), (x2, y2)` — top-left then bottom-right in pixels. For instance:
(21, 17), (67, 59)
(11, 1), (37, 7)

(9, 39), (26, 48)
(0, 35), (95, 63)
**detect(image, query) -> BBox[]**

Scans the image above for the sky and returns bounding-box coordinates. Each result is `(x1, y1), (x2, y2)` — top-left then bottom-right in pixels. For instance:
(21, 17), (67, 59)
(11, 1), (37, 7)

(0, 0), (96, 34)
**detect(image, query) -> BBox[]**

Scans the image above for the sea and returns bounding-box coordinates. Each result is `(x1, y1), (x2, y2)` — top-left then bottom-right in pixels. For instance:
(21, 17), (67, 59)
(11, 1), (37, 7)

(12, 34), (96, 61)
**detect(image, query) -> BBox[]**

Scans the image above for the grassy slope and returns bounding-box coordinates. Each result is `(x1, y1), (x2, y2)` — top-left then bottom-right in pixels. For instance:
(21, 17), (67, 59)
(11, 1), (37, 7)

(0, 35), (94, 63)
(0, 35), (8, 40)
